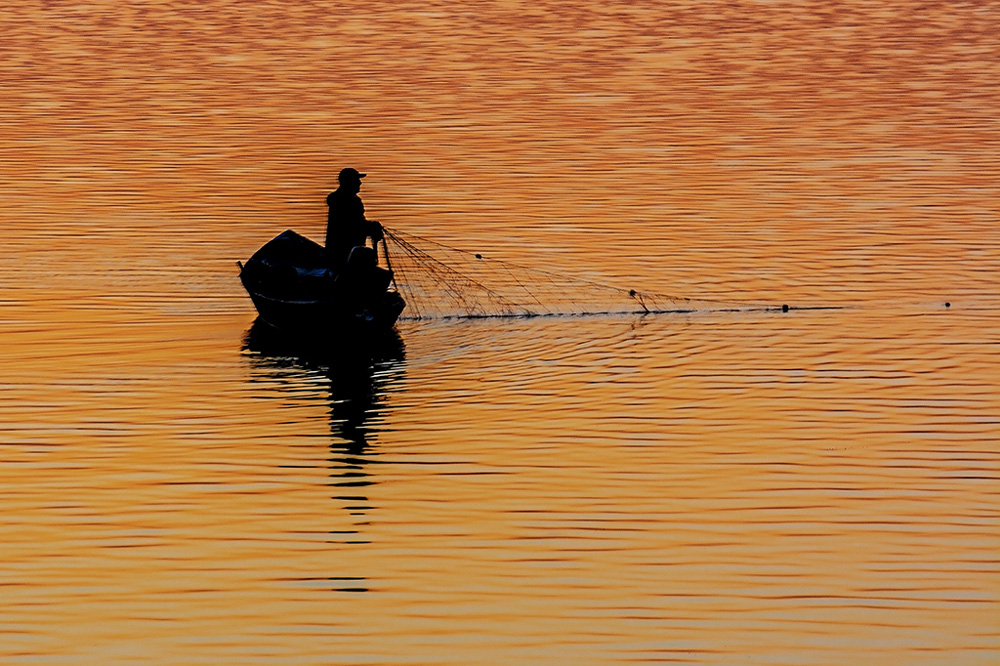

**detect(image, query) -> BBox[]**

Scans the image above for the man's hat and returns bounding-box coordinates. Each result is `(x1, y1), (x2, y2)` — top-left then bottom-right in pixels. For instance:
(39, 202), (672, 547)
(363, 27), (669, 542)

(339, 167), (366, 182)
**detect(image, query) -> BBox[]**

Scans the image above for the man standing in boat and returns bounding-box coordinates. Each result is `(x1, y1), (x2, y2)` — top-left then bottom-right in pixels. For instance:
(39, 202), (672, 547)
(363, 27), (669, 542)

(325, 167), (384, 271)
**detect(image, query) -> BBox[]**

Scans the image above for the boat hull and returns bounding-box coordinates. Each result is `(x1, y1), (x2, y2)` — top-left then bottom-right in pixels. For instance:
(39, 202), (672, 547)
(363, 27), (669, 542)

(239, 229), (405, 337)
(245, 288), (406, 334)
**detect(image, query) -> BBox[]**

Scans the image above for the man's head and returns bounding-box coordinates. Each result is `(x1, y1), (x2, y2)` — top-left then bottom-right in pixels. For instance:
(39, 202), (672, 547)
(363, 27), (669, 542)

(338, 167), (366, 184)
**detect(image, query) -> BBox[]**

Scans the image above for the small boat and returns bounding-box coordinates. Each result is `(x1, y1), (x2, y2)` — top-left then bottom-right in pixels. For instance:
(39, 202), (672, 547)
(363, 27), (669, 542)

(239, 229), (406, 336)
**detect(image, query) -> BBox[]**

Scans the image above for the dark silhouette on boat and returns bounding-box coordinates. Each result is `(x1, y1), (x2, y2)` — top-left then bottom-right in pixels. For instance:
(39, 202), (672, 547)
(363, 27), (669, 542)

(238, 229), (405, 337)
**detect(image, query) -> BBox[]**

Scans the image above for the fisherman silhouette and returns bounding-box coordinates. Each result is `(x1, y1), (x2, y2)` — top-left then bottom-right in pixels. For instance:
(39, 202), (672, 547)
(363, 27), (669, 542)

(325, 168), (384, 272)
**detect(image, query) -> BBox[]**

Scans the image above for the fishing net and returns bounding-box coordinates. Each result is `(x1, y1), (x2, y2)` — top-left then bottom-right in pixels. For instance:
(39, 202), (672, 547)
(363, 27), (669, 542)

(381, 228), (766, 320)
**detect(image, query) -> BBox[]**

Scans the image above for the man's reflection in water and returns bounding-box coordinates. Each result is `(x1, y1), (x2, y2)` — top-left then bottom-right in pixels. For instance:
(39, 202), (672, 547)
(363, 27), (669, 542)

(242, 319), (405, 524)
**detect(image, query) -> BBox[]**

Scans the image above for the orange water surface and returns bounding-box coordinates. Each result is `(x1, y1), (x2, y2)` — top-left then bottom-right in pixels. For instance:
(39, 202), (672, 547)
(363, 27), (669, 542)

(1, 1), (998, 664)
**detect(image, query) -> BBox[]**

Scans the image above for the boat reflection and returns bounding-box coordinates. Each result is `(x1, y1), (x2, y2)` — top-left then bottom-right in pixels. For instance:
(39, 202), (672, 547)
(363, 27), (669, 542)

(243, 318), (406, 453)
(243, 319), (405, 545)
(243, 319), (405, 448)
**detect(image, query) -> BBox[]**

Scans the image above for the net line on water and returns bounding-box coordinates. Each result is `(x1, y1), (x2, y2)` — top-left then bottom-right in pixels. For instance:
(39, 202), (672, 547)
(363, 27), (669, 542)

(381, 228), (782, 321)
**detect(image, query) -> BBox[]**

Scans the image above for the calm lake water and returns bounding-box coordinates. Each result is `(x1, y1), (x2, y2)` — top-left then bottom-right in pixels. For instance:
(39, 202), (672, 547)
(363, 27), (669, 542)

(1, 1), (998, 664)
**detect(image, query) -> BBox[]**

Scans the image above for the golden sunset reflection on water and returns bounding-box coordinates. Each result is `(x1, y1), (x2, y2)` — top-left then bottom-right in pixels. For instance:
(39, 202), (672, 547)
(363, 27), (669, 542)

(1, 1), (998, 664)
